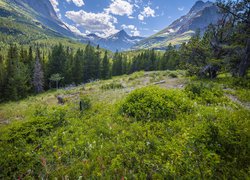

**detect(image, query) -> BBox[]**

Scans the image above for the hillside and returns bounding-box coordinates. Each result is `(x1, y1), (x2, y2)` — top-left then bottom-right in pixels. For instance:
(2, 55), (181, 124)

(0, 0), (87, 50)
(0, 71), (249, 178)
(133, 1), (221, 50)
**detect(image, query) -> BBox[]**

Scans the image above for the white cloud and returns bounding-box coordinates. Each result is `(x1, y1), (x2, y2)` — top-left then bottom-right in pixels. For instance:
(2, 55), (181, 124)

(178, 7), (184, 11)
(65, 10), (118, 37)
(50, 0), (59, 12)
(138, 6), (155, 21)
(66, 0), (85, 7)
(121, 24), (140, 36)
(64, 22), (86, 36)
(105, 0), (133, 16)
(138, 14), (144, 21)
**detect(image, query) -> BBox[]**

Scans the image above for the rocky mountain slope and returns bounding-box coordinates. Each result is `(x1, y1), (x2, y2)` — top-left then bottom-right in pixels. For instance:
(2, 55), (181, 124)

(133, 1), (221, 50)
(0, 0), (75, 41)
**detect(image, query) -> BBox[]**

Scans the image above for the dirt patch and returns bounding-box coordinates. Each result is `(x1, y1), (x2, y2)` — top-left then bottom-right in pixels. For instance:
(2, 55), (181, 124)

(159, 78), (186, 89)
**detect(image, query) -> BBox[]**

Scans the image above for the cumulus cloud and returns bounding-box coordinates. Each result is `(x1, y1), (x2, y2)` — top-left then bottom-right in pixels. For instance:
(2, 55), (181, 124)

(66, 0), (85, 7)
(65, 10), (118, 37)
(105, 0), (133, 16)
(121, 24), (140, 36)
(138, 6), (155, 21)
(50, 0), (59, 12)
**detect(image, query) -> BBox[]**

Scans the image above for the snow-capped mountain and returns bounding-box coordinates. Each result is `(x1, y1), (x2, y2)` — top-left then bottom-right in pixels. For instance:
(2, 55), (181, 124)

(133, 1), (222, 50)
(87, 30), (145, 52)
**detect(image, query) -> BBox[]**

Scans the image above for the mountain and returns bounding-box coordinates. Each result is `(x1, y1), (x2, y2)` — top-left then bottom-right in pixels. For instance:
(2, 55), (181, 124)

(87, 30), (145, 52)
(133, 1), (221, 50)
(12, 0), (75, 37)
(0, 0), (76, 43)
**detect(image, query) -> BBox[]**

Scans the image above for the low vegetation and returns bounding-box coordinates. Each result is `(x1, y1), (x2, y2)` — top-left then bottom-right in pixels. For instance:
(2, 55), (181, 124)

(0, 71), (249, 179)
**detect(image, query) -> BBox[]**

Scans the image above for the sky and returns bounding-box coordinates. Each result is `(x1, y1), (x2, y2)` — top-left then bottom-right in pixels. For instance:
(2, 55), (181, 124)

(49, 0), (214, 38)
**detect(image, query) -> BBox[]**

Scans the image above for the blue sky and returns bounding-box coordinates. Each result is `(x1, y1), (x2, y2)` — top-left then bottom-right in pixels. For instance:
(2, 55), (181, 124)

(50, 0), (214, 37)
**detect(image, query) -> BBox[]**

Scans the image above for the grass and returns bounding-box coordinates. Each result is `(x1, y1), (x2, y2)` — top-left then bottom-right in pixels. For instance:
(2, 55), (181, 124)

(0, 71), (249, 179)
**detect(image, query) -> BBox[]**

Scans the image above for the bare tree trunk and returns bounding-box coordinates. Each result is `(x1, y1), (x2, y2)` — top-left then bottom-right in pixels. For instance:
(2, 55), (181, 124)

(239, 38), (250, 77)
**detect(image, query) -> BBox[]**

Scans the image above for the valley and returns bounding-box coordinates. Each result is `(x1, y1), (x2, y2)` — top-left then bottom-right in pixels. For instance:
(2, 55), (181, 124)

(0, 0), (249, 179)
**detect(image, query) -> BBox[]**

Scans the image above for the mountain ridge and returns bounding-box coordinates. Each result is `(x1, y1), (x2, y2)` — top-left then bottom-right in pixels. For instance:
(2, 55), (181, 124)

(133, 0), (221, 50)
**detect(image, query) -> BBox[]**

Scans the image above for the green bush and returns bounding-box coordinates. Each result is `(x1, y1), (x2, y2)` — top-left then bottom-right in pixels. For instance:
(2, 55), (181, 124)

(185, 82), (228, 105)
(168, 72), (178, 78)
(232, 78), (250, 89)
(120, 86), (192, 121)
(100, 82), (124, 90)
(80, 95), (91, 111)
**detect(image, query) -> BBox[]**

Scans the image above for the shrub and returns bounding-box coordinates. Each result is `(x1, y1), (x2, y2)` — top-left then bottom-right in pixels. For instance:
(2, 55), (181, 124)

(120, 86), (192, 121)
(185, 82), (227, 105)
(80, 95), (91, 111)
(100, 82), (124, 90)
(232, 78), (250, 89)
(168, 72), (178, 78)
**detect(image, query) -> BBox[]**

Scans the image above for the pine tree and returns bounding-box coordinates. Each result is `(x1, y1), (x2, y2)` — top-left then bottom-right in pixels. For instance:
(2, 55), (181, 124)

(101, 51), (110, 79)
(112, 51), (123, 76)
(33, 52), (44, 94)
(47, 44), (66, 81)
(5, 45), (30, 100)
(72, 49), (84, 84)
(94, 45), (101, 79)
(83, 43), (96, 82)
(0, 55), (5, 101)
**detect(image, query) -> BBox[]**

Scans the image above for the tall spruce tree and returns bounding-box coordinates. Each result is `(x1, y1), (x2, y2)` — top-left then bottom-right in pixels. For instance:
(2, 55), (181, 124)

(5, 45), (30, 100)
(72, 49), (84, 84)
(101, 51), (110, 79)
(0, 55), (5, 101)
(33, 51), (44, 94)
(47, 44), (66, 81)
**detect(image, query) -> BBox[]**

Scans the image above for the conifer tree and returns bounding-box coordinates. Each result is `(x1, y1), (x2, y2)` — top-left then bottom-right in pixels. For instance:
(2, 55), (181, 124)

(101, 51), (110, 79)
(33, 51), (44, 94)
(0, 55), (5, 101)
(72, 49), (84, 84)
(5, 45), (30, 100)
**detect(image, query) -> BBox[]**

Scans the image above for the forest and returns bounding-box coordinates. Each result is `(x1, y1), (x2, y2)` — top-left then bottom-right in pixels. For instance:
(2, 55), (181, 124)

(0, 0), (249, 179)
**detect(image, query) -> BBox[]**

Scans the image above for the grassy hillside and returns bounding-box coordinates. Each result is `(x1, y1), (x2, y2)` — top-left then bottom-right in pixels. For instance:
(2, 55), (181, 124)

(0, 70), (249, 179)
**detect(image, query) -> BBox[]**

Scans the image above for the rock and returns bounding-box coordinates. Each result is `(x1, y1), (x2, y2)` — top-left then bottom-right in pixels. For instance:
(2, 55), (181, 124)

(154, 80), (166, 85)
(57, 96), (64, 104)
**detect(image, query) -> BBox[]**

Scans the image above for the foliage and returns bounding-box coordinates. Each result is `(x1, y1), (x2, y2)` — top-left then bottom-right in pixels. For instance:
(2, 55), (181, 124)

(185, 81), (229, 105)
(100, 82), (124, 90)
(120, 86), (192, 121)
(0, 71), (249, 179)
(80, 95), (91, 111)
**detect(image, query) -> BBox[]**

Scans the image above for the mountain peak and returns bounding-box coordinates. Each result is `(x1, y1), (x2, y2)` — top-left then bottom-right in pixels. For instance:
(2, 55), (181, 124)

(87, 33), (99, 38)
(116, 29), (128, 37)
(189, 1), (213, 13)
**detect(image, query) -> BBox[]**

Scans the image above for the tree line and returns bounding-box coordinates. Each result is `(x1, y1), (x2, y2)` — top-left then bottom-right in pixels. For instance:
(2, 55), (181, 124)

(0, 43), (113, 101)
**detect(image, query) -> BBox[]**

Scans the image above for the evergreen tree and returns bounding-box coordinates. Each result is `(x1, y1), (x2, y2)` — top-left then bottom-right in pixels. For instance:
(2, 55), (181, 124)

(94, 45), (101, 79)
(33, 51), (44, 94)
(83, 43), (96, 82)
(64, 47), (74, 84)
(47, 44), (66, 81)
(72, 49), (84, 84)
(112, 51), (123, 76)
(101, 51), (110, 79)
(5, 46), (30, 100)
(0, 55), (5, 101)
